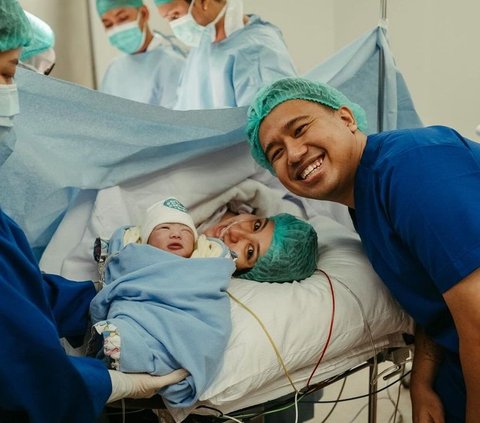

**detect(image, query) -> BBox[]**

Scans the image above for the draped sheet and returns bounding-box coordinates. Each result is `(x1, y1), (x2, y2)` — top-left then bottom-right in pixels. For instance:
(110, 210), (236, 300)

(305, 25), (423, 133)
(0, 25), (421, 260)
(0, 70), (248, 257)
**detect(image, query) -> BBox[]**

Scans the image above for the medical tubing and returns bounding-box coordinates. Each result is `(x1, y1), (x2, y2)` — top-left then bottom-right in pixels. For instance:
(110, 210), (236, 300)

(294, 390), (300, 423)
(333, 278), (378, 385)
(227, 372), (411, 421)
(226, 290), (299, 393)
(319, 377), (347, 423)
(305, 268), (336, 388)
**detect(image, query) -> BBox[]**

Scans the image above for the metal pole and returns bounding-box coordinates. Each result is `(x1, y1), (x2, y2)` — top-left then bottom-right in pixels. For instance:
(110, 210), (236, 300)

(377, 0), (388, 132)
(380, 0), (388, 21)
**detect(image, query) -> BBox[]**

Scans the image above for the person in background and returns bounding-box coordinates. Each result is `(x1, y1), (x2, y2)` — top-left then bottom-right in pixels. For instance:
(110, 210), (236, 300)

(0, 2), (186, 421)
(155, 0), (297, 110)
(96, 0), (185, 107)
(247, 76), (480, 423)
(19, 11), (56, 75)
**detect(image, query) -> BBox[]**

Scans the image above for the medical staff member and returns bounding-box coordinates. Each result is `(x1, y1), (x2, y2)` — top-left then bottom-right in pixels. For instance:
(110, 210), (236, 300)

(0, 2), (186, 421)
(96, 0), (185, 107)
(155, 0), (297, 110)
(246, 77), (480, 423)
(20, 12), (56, 75)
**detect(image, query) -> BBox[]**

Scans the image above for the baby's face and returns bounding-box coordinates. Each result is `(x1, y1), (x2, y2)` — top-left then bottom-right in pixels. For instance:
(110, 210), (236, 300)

(148, 223), (195, 258)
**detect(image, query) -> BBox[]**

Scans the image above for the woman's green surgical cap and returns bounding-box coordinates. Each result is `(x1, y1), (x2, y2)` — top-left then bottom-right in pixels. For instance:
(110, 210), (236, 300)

(96, 0), (144, 17)
(246, 77), (368, 174)
(238, 213), (318, 283)
(0, 0), (32, 52)
(153, 0), (174, 5)
(20, 12), (55, 61)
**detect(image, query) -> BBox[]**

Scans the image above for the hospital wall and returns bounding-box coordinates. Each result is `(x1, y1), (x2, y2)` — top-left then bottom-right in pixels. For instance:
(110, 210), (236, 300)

(19, 0), (480, 141)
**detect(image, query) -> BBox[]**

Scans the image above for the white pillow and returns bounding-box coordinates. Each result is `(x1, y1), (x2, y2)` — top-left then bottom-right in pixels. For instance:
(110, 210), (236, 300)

(199, 215), (412, 406)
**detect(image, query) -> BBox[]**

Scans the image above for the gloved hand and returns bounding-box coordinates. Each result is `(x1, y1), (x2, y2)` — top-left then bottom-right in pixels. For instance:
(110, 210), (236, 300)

(107, 368), (189, 403)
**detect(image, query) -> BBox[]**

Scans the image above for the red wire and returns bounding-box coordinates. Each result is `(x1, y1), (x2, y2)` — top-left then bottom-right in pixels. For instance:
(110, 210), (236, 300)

(305, 268), (336, 389)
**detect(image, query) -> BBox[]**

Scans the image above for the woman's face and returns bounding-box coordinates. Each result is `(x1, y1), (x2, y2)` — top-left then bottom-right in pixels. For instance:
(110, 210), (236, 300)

(203, 213), (274, 271)
(0, 48), (20, 85)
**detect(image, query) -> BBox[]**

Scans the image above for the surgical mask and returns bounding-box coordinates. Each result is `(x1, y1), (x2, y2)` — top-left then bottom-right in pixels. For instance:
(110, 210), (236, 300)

(107, 13), (146, 54)
(0, 84), (19, 127)
(170, 0), (227, 48)
(0, 83), (19, 165)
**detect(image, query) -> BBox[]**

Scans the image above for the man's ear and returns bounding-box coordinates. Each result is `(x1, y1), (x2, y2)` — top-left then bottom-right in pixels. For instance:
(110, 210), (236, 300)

(139, 5), (149, 24)
(338, 106), (358, 132)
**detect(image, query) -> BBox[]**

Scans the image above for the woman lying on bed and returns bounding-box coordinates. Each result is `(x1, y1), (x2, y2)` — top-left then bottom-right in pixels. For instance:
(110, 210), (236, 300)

(89, 193), (319, 408)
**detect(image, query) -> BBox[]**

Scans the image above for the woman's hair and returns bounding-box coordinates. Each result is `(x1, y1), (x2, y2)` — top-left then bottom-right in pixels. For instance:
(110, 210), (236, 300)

(236, 213), (318, 283)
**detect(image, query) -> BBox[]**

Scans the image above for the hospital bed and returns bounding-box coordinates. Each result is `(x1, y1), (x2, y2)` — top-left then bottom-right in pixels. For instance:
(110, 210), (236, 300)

(0, 24), (421, 423)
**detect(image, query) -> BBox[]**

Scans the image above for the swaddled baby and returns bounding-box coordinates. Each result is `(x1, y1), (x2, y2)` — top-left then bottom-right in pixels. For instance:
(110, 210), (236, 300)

(89, 198), (235, 407)
(117, 196), (231, 259)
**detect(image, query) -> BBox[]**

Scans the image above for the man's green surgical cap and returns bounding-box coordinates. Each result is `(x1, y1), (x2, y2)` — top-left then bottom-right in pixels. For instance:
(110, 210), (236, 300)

(0, 0), (32, 52)
(246, 77), (368, 174)
(238, 213), (318, 283)
(96, 0), (144, 17)
(153, 0), (174, 5)
(20, 12), (55, 61)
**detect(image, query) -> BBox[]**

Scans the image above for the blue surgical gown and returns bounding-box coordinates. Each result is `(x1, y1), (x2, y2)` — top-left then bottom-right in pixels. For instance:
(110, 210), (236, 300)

(0, 208), (111, 422)
(174, 15), (297, 110)
(100, 34), (185, 108)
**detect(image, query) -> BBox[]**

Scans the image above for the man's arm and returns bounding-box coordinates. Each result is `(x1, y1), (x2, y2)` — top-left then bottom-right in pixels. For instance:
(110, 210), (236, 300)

(444, 267), (480, 423)
(410, 325), (445, 423)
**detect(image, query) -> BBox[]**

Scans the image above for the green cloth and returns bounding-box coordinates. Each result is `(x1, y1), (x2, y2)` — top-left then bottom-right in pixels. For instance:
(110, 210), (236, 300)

(20, 12), (55, 61)
(0, 0), (32, 52)
(96, 0), (144, 16)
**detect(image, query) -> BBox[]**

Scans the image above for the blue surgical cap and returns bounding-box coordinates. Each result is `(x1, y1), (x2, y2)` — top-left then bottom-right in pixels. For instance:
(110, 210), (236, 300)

(0, 0), (32, 52)
(237, 213), (318, 283)
(96, 0), (144, 16)
(20, 12), (55, 61)
(246, 77), (368, 174)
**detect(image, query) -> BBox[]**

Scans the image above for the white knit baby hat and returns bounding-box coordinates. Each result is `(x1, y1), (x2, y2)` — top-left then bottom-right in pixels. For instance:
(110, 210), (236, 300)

(141, 197), (198, 243)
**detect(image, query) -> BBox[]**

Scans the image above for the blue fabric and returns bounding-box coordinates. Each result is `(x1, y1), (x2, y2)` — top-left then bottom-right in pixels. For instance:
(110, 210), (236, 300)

(90, 226), (235, 407)
(353, 125), (480, 419)
(0, 208), (111, 421)
(174, 15), (297, 110)
(305, 26), (423, 133)
(101, 37), (185, 107)
(0, 26), (417, 261)
(0, 68), (249, 258)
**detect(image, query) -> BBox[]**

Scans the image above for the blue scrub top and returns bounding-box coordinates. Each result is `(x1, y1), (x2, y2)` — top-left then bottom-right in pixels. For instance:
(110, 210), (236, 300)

(352, 126), (480, 422)
(100, 35), (185, 108)
(0, 208), (111, 421)
(174, 15), (297, 110)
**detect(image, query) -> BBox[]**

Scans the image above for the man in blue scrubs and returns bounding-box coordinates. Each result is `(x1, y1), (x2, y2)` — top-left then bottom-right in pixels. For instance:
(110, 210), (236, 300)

(96, 0), (185, 107)
(246, 77), (480, 423)
(156, 0), (297, 110)
(0, 2), (186, 421)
